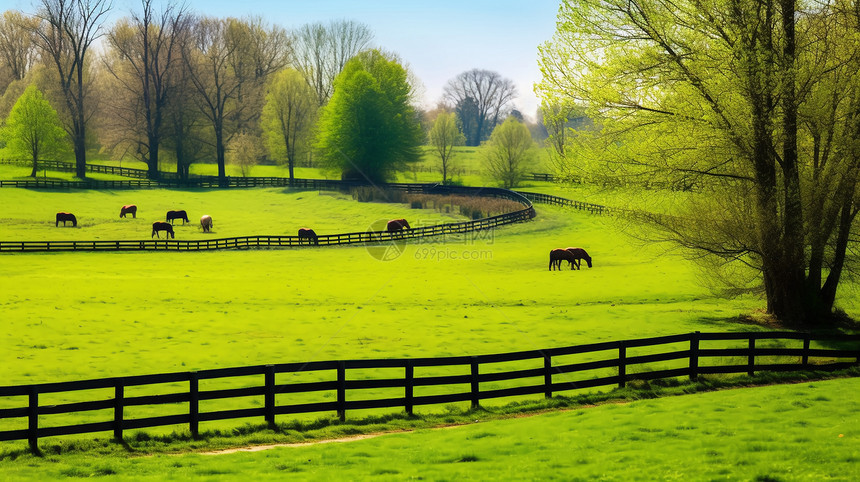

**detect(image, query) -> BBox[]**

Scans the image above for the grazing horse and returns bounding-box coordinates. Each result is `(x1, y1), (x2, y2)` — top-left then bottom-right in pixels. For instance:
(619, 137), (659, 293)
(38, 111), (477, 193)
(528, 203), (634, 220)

(120, 204), (137, 218)
(200, 215), (213, 233)
(55, 212), (77, 227)
(298, 227), (318, 245)
(166, 210), (189, 224)
(387, 219), (411, 233)
(565, 247), (593, 269)
(549, 248), (577, 270)
(152, 221), (175, 239)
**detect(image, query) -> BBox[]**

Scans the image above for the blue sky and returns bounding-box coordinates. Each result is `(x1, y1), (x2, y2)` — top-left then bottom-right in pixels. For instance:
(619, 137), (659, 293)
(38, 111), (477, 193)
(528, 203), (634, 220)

(115, 0), (562, 118)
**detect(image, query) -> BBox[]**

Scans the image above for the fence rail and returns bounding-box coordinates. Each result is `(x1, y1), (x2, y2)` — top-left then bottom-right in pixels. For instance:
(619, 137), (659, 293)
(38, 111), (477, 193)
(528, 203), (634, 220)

(0, 331), (856, 451)
(517, 191), (610, 215)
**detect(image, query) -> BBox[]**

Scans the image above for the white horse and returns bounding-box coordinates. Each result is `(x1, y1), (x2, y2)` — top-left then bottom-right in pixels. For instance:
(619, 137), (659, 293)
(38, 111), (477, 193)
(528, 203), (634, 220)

(200, 214), (213, 233)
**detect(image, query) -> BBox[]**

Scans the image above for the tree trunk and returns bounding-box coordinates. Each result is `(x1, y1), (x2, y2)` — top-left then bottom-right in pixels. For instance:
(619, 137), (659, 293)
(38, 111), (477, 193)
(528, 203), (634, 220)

(215, 123), (226, 185)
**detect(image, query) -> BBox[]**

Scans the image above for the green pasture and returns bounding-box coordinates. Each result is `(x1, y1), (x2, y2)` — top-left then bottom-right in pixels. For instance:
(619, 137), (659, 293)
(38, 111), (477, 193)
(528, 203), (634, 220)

(1, 377), (857, 480)
(1, 182), (858, 474)
(0, 187), (769, 387)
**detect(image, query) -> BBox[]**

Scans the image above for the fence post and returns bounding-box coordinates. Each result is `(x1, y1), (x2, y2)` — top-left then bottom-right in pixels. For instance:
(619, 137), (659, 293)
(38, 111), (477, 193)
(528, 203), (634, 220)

(405, 360), (414, 416)
(28, 386), (38, 453)
(265, 365), (276, 428)
(113, 378), (124, 441)
(689, 331), (700, 381)
(543, 354), (553, 398)
(802, 334), (811, 367)
(748, 337), (756, 376)
(337, 361), (346, 421)
(618, 342), (626, 388)
(189, 372), (199, 438)
(470, 357), (480, 409)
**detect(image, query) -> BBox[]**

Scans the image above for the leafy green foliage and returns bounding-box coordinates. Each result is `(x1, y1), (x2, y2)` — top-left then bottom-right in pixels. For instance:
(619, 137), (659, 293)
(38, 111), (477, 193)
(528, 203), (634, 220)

(537, 0), (860, 324)
(482, 117), (536, 188)
(315, 49), (424, 182)
(0, 84), (67, 176)
(429, 111), (465, 184)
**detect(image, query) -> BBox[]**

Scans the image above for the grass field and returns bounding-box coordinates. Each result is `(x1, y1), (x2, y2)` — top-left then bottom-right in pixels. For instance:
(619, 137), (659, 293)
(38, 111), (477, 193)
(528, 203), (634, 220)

(1, 167), (858, 478)
(0, 377), (857, 480)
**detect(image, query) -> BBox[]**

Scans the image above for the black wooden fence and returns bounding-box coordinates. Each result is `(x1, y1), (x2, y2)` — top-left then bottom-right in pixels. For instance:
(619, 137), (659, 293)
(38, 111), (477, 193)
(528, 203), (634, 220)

(517, 191), (610, 215)
(0, 331), (856, 452)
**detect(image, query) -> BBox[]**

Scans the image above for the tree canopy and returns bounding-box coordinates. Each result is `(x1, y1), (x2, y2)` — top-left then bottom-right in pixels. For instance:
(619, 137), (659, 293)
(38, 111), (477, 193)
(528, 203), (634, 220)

(538, 0), (860, 325)
(483, 117), (535, 189)
(315, 49), (424, 183)
(1, 83), (66, 176)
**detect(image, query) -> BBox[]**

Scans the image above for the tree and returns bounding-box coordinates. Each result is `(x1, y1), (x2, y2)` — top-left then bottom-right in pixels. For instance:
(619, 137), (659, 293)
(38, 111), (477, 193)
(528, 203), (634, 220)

(227, 131), (262, 177)
(225, 16), (291, 133)
(537, 0), (860, 325)
(443, 69), (516, 146)
(483, 117), (535, 189)
(0, 84), (67, 176)
(315, 49), (424, 183)
(31, 0), (112, 178)
(181, 16), (239, 184)
(293, 20), (373, 106)
(261, 68), (317, 180)
(103, 0), (189, 179)
(429, 111), (464, 184)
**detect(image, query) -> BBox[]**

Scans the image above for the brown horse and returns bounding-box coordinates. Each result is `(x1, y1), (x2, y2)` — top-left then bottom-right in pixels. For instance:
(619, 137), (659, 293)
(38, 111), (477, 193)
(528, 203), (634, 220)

(120, 204), (137, 218)
(166, 210), (189, 224)
(55, 212), (77, 227)
(549, 248), (576, 270)
(565, 247), (593, 269)
(387, 219), (411, 232)
(152, 221), (175, 239)
(298, 227), (318, 245)
(200, 215), (213, 233)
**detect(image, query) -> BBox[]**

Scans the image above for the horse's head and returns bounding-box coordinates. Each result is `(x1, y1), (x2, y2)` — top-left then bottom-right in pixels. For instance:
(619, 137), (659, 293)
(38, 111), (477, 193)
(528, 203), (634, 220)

(585, 257), (593, 268)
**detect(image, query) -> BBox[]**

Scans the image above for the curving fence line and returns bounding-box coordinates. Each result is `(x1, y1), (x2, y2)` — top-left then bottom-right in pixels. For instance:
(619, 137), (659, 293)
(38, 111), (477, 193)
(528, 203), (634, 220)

(0, 183), (536, 252)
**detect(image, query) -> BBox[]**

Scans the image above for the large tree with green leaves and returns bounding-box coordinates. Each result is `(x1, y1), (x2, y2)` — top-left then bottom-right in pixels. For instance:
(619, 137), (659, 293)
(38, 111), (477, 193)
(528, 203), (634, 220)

(429, 111), (464, 184)
(538, 0), (860, 325)
(1, 84), (66, 176)
(315, 49), (424, 183)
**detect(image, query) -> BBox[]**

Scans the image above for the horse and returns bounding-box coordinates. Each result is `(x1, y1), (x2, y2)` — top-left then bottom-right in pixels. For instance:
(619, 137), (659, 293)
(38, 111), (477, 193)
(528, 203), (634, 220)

(387, 219), (411, 232)
(55, 212), (77, 227)
(200, 215), (213, 233)
(166, 210), (189, 224)
(120, 204), (137, 218)
(549, 248), (576, 270)
(565, 247), (593, 269)
(152, 221), (175, 239)
(298, 227), (318, 245)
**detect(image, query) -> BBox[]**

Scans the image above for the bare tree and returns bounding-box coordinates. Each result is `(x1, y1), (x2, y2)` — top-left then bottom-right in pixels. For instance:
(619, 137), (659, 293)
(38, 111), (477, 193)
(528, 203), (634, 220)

(31, 0), (112, 178)
(443, 69), (516, 146)
(0, 10), (40, 93)
(103, 0), (189, 179)
(293, 19), (373, 106)
(226, 16), (291, 133)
